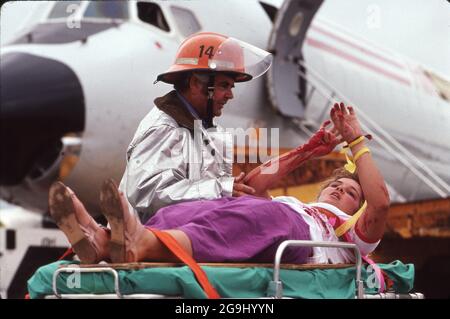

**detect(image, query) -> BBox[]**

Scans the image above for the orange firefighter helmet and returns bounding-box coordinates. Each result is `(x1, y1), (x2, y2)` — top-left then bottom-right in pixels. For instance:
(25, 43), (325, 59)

(156, 32), (254, 84)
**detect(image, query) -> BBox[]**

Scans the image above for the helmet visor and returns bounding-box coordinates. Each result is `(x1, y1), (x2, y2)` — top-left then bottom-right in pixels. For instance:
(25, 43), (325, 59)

(209, 38), (273, 80)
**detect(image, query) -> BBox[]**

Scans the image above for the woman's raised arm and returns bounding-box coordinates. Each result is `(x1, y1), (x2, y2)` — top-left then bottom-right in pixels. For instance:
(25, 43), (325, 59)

(331, 103), (390, 242)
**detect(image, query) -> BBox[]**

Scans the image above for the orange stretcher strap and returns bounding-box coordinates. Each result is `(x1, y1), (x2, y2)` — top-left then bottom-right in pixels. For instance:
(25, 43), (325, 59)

(146, 227), (221, 299)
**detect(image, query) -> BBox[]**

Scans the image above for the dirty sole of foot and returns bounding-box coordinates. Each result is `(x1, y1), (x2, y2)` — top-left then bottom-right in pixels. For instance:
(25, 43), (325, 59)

(49, 182), (97, 263)
(100, 179), (126, 263)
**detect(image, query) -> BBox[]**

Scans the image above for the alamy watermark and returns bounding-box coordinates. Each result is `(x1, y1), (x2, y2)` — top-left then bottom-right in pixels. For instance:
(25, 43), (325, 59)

(134, 120), (280, 174)
(65, 265), (81, 289)
(66, 4), (81, 29)
(365, 264), (382, 290)
(366, 4), (382, 30)
(152, 120), (281, 174)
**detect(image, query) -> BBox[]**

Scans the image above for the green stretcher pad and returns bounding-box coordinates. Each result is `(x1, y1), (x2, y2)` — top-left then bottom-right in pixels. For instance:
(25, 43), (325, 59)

(27, 260), (414, 299)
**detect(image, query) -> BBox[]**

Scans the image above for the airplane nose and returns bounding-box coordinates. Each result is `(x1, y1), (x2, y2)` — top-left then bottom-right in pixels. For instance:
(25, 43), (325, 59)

(0, 52), (85, 185)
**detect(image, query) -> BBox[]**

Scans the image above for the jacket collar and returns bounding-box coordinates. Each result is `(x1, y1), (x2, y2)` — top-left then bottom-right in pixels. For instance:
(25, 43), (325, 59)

(154, 90), (198, 130)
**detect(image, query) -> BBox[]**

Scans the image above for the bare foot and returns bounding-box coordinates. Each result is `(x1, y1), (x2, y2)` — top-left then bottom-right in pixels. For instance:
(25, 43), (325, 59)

(49, 182), (109, 263)
(99, 179), (147, 263)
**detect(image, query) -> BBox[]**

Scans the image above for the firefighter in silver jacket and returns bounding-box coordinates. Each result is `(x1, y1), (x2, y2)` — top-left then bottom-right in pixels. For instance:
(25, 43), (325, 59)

(119, 32), (273, 222)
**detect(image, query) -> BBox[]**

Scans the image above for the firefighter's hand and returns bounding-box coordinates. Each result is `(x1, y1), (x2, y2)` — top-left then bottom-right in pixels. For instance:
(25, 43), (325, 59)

(233, 172), (256, 197)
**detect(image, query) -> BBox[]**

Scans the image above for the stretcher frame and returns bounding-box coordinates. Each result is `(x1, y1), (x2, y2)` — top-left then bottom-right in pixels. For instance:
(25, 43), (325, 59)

(47, 240), (424, 299)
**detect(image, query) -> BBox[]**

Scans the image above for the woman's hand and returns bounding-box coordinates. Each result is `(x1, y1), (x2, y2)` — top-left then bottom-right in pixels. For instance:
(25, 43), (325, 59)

(330, 102), (364, 143)
(304, 120), (343, 158)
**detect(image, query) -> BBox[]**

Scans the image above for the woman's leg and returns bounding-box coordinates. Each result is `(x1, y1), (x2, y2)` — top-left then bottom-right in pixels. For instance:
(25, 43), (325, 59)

(135, 229), (193, 262)
(100, 179), (193, 263)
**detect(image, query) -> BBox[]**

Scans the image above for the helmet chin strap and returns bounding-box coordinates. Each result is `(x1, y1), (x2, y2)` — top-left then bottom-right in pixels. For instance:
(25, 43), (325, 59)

(206, 74), (215, 128)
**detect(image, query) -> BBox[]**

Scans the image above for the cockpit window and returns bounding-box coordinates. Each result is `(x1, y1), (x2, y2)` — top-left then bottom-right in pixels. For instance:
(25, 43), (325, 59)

(259, 1), (278, 23)
(424, 70), (450, 102)
(48, 1), (82, 19)
(84, 1), (129, 20)
(137, 2), (170, 32)
(170, 6), (201, 37)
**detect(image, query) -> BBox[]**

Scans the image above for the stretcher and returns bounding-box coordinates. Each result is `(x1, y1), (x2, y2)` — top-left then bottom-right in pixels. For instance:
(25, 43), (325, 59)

(27, 240), (424, 299)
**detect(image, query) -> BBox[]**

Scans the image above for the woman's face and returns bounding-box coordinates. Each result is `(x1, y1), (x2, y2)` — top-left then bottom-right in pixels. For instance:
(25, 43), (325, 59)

(318, 178), (363, 215)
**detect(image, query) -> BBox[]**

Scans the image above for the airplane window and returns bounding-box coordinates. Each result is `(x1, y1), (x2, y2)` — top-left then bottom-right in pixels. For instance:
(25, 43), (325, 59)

(84, 1), (129, 20)
(48, 1), (82, 19)
(170, 6), (201, 37)
(137, 2), (170, 32)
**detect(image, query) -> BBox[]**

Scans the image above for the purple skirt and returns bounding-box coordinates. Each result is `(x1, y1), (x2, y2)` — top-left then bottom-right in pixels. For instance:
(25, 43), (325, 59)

(145, 196), (311, 263)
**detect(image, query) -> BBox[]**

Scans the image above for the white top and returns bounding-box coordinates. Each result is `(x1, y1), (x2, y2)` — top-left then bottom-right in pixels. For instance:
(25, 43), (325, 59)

(272, 196), (380, 264)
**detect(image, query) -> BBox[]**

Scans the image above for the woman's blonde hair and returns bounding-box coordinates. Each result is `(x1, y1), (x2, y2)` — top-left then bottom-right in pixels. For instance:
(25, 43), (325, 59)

(317, 167), (364, 206)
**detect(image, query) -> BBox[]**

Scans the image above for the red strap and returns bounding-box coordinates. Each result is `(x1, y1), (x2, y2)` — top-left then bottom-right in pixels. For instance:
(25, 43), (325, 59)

(382, 270), (395, 290)
(146, 228), (221, 299)
(58, 247), (74, 260)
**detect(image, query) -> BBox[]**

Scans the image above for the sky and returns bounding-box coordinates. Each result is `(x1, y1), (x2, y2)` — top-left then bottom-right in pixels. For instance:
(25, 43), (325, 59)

(1, 0), (449, 77)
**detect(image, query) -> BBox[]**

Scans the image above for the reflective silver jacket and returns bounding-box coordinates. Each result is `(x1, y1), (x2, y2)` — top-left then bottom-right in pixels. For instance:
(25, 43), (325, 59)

(119, 91), (234, 222)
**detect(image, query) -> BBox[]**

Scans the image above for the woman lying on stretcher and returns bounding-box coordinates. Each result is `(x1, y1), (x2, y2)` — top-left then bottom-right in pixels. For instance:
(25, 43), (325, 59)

(49, 103), (390, 265)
